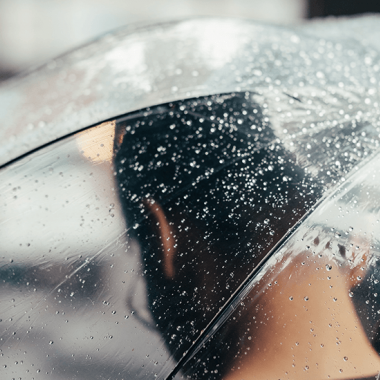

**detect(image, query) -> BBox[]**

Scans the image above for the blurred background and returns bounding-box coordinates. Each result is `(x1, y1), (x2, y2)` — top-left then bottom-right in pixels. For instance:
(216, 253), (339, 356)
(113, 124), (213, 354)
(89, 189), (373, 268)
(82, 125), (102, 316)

(0, 0), (306, 81)
(1, 0), (379, 82)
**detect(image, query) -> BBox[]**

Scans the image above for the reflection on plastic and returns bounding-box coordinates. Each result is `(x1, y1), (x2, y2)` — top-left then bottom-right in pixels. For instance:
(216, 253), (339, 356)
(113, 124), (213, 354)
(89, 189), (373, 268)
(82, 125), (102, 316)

(0, 123), (176, 379)
(180, 152), (380, 380)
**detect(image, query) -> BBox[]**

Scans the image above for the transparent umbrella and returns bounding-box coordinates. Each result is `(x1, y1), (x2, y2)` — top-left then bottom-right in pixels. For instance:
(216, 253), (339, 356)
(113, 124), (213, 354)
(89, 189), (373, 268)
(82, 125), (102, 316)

(1, 17), (380, 380)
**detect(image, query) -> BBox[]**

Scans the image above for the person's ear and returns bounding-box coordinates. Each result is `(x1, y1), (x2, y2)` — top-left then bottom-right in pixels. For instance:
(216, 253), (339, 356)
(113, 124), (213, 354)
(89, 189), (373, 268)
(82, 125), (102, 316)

(142, 198), (177, 280)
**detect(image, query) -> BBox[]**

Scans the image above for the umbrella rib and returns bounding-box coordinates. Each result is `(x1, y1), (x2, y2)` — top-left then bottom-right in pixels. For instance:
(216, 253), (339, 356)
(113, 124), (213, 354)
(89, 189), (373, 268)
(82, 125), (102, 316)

(164, 195), (322, 380)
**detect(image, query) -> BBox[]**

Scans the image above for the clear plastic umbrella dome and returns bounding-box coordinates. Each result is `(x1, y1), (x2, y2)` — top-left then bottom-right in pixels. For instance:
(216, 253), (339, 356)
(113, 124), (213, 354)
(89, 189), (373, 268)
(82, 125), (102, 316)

(2, 17), (380, 380)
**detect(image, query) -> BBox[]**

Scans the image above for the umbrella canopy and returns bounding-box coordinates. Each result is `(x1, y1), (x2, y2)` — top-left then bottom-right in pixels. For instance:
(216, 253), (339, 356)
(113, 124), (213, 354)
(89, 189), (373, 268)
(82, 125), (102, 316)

(1, 17), (380, 380)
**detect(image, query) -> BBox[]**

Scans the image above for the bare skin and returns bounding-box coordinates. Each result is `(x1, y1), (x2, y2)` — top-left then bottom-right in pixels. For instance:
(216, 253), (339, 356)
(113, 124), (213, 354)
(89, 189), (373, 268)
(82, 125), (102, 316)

(225, 253), (380, 380)
(147, 201), (380, 380)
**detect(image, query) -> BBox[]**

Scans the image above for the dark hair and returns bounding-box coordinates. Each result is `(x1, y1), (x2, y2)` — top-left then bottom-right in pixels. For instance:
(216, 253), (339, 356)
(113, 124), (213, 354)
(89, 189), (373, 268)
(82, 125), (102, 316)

(114, 92), (319, 378)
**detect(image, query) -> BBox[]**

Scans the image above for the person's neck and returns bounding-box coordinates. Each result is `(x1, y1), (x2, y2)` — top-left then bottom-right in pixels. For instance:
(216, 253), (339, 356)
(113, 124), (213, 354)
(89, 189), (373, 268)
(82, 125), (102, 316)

(224, 254), (380, 380)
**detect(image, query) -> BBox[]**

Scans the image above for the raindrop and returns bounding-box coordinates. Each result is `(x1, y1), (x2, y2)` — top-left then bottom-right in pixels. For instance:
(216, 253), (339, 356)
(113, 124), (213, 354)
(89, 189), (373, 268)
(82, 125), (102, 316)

(289, 296), (293, 301)
(343, 356), (348, 361)
(326, 264), (332, 271)
(304, 296), (309, 301)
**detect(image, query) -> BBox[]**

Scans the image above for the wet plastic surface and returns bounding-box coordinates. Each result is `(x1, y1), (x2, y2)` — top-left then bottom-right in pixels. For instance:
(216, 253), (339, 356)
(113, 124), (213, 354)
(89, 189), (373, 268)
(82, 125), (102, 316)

(0, 121), (177, 379)
(180, 151), (380, 380)
(2, 17), (380, 166)
(2, 90), (380, 379)
(2, 16), (380, 380)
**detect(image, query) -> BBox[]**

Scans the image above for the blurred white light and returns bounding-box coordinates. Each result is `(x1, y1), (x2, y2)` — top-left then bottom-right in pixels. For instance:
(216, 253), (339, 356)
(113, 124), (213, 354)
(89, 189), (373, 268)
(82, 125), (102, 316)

(0, 0), (306, 74)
